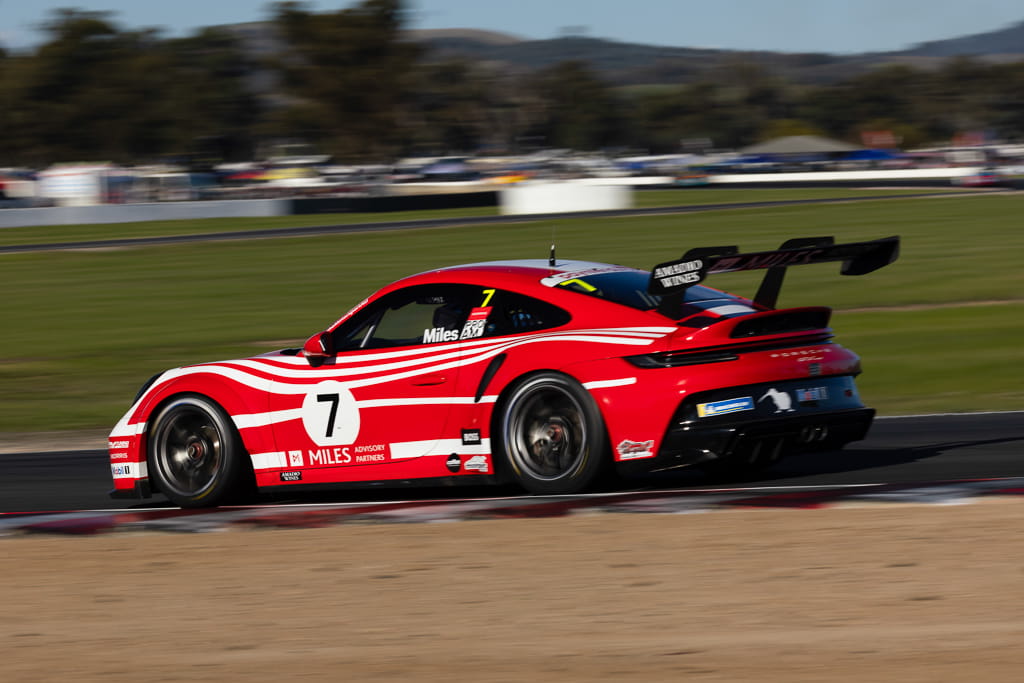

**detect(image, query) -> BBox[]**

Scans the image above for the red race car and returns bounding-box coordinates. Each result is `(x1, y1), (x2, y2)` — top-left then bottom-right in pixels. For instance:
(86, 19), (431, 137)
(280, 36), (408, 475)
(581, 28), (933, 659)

(109, 236), (899, 507)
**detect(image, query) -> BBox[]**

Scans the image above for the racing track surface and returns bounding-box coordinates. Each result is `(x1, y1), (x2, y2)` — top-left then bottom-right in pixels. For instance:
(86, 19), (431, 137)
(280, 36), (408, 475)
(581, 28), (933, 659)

(0, 412), (1020, 519)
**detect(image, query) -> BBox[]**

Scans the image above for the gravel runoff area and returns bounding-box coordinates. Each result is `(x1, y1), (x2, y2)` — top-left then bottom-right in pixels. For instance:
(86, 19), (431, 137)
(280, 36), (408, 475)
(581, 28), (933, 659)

(0, 430), (109, 454)
(2, 500), (1023, 681)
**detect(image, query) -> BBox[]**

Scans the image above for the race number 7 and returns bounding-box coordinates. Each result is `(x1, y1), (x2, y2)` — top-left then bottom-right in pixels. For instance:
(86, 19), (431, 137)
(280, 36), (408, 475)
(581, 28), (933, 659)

(480, 288), (495, 307)
(317, 393), (340, 437)
(302, 381), (359, 446)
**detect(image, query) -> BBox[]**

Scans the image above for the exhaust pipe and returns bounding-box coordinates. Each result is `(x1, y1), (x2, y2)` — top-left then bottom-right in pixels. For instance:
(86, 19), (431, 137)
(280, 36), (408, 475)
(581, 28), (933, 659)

(799, 425), (830, 443)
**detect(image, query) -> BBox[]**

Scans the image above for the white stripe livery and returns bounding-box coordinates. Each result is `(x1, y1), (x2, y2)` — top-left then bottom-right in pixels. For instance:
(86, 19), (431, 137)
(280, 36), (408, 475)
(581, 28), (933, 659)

(113, 326), (668, 440)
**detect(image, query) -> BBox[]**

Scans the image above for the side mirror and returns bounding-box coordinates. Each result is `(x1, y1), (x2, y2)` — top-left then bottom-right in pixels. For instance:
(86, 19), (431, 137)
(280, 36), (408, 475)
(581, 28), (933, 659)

(302, 331), (333, 367)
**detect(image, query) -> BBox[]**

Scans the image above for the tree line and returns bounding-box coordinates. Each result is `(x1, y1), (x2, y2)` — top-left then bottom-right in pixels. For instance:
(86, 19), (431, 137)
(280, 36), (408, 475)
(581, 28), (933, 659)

(3, 0), (1024, 169)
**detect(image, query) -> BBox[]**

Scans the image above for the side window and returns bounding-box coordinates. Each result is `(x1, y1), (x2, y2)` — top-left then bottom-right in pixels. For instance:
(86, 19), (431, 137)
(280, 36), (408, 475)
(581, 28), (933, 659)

(331, 284), (479, 350)
(484, 290), (571, 337)
(330, 284), (571, 351)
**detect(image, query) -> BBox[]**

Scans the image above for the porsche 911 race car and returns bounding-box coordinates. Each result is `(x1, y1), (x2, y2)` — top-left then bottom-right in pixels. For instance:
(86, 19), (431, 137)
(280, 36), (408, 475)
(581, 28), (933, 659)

(109, 235), (899, 507)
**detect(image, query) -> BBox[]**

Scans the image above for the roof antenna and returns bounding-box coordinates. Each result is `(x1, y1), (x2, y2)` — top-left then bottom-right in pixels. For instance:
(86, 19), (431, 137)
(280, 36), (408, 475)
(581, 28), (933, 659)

(548, 243), (557, 267)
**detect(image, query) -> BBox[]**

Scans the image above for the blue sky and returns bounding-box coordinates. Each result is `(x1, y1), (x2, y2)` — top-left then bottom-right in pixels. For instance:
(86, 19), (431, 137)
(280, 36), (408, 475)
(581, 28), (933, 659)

(3, 0), (1023, 54)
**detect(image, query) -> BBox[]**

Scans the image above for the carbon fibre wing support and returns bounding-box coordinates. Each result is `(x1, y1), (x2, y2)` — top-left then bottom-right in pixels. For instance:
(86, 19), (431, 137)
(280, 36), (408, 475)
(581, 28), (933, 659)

(649, 235), (900, 311)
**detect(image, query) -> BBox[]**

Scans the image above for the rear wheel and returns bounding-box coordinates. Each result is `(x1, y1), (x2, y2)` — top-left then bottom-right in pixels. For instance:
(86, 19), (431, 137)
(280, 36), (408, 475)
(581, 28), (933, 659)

(148, 395), (252, 508)
(496, 373), (609, 495)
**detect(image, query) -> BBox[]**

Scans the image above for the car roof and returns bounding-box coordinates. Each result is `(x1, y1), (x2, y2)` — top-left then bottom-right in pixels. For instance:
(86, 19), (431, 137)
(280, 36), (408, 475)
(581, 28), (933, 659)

(414, 259), (640, 283)
(370, 259), (647, 305)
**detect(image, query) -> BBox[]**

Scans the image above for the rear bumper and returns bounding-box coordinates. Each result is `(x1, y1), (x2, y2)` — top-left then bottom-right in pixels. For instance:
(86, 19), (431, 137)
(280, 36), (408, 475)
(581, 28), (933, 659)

(618, 375), (874, 475)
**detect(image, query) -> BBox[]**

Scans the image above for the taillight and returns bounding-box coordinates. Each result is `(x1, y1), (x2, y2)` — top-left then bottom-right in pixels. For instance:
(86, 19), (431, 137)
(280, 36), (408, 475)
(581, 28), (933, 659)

(626, 350), (739, 368)
(626, 336), (835, 369)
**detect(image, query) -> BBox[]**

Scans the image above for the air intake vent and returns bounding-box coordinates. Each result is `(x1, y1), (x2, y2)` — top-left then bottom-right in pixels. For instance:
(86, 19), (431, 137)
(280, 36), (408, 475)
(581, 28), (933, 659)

(730, 309), (830, 338)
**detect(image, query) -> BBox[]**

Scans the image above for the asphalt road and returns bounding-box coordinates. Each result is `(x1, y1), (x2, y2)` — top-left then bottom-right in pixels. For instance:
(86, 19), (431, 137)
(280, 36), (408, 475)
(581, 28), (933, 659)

(0, 412), (1020, 514)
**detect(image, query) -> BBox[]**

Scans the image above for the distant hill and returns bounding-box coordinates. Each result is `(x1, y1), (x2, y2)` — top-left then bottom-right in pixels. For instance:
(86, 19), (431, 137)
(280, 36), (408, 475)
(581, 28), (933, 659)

(409, 21), (1024, 86)
(225, 19), (1024, 95)
(900, 20), (1024, 57)
(411, 31), (857, 85)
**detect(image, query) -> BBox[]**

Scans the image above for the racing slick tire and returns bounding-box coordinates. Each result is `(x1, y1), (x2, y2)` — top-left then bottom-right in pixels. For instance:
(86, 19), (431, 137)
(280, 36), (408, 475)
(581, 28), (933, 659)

(148, 395), (254, 508)
(496, 372), (610, 495)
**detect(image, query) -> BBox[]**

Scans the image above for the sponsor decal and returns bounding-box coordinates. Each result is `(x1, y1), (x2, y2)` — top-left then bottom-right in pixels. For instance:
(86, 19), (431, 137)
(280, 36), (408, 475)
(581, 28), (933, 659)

(446, 454), (461, 473)
(305, 444), (388, 466)
(423, 327), (460, 343)
(714, 248), (825, 273)
(288, 450), (304, 467)
(308, 447), (352, 466)
(459, 319), (487, 340)
(467, 307), (492, 321)
(651, 258), (704, 290)
(109, 440), (130, 449)
(330, 297), (369, 328)
(353, 444), (388, 463)
(759, 388), (795, 413)
(808, 363), (822, 377)
(111, 464), (131, 477)
(796, 387), (829, 404)
(617, 439), (656, 460)
(280, 471), (302, 482)
(464, 455), (489, 473)
(696, 396), (754, 418)
(110, 451), (130, 460)
(461, 428), (482, 446)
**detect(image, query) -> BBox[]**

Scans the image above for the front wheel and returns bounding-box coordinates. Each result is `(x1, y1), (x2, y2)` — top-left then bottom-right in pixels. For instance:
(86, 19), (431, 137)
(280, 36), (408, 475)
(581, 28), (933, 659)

(496, 373), (610, 495)
(148, 395), (252, 508)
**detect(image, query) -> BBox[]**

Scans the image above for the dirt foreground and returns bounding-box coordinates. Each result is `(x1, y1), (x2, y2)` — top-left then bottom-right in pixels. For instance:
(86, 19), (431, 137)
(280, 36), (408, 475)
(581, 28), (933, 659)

(2, 500), (1023, 682)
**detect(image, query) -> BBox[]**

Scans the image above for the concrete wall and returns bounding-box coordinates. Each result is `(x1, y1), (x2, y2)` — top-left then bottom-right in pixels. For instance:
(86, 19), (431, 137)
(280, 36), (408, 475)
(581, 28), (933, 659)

(0, 192), (500, 229)
(0, 199), (290, 229)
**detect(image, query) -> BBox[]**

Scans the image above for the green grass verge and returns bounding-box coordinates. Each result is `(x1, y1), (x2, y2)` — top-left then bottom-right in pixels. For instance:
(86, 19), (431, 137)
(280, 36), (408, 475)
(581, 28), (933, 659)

(834, 304), (1024, 415)
(0, 191), (1020, 433)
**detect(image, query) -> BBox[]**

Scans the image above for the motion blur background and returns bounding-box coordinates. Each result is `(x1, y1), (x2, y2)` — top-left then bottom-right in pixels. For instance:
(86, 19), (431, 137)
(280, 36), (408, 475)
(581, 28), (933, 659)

(2, 1), (1022, 434)
(4, 0), (1024, 203)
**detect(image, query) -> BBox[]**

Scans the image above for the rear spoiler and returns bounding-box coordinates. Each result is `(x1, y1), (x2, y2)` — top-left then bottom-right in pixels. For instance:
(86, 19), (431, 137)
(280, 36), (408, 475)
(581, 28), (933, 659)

(648, 235), (899, 310)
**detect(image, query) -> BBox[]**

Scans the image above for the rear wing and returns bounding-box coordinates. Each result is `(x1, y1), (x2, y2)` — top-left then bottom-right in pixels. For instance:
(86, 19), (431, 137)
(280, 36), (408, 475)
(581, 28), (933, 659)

(648, 235), (899, 310)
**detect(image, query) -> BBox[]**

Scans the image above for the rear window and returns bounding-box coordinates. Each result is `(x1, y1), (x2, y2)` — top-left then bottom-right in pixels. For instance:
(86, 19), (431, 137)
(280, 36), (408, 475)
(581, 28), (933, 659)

(550, 270), (731, 312)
